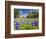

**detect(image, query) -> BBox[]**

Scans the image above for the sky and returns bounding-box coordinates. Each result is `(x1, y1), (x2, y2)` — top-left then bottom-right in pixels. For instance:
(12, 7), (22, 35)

(14, 9), (39, 17)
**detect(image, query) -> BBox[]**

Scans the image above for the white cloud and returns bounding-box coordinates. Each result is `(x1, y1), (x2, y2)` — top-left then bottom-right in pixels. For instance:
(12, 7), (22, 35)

(19, 11), (22, 14)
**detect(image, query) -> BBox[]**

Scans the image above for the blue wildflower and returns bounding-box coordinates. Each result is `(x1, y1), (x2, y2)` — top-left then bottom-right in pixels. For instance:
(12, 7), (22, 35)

(16, 22), (20, 25)
(32, 21), (38, 26)
(15, 22), (20, 30)
(16, 25), (20, 30)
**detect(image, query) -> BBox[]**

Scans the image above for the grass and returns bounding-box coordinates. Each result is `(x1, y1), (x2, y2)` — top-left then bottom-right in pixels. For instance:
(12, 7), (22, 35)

(14, 18), (39, 30)
(20, 23), (39, 30)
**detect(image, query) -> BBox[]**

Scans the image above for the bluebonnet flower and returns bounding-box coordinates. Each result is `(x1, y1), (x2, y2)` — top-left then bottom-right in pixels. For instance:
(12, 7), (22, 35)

(15, 22), (20, 30)
(31, 21), (38, 26)
(16, 22), (20, 25)
(16, 25), (20, 30)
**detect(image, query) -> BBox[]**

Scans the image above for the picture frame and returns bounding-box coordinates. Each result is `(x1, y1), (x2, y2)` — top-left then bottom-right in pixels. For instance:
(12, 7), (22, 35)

(5, 1), (45, 38)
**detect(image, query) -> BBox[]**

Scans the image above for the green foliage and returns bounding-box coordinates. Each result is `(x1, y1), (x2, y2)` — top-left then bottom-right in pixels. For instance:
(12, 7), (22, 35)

(20, 24), (31, 30)
(26, 12), (39, 18)
(14, 9), (20, 18)
(20, 23), (39, 30)
(21, 16), (25, 18)
(15, 18), (39, 30)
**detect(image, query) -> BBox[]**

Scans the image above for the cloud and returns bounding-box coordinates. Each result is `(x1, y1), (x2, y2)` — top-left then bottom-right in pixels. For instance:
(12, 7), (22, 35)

(19, 11), (22, 14)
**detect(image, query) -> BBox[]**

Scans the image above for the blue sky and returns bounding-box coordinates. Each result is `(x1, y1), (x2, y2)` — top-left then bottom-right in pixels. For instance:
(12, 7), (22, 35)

(15, 9), (39, 17)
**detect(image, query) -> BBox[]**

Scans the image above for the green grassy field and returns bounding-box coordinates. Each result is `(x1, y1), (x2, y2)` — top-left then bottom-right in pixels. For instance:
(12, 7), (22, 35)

(14, 18), (39, 30)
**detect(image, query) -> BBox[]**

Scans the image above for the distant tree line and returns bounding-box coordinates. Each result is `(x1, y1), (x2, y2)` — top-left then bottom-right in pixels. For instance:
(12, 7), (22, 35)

(26, 12), (39, 18)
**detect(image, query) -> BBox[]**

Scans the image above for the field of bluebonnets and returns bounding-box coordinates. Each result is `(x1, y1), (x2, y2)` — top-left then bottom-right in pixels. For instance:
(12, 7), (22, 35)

(14, 9), (39, 30)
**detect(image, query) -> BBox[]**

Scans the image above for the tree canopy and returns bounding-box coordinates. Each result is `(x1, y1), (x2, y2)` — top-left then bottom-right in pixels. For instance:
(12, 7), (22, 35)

(14, 9), (20, 18)
(26, 12), (39, 18)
